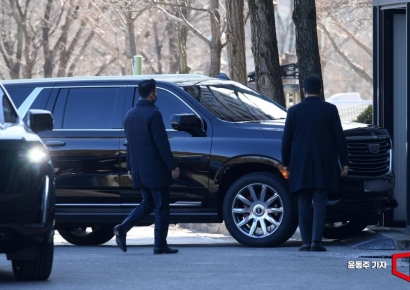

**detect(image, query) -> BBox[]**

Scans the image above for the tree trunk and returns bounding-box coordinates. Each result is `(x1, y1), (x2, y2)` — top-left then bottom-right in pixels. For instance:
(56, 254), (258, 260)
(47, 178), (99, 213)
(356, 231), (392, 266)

(8, 0), (23, 79)
(153, 21), (163, 74)
(177, 0), (189, 74)
(57, 4), (80, 77)
(209, 45), (222, 77)
(248, 0), (285, 107)
(67, 30), (95, 76)
(167, 19), (179, 73)
(225, 0), (247, 84)
(42, 0), (53, 77)
(292, 0), (324, 100)
(124, 12), (137, 75)
(208, 0), (222, 77)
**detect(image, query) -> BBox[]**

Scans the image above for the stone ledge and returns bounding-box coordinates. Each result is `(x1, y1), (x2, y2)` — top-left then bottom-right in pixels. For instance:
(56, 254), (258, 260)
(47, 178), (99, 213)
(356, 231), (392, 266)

(367, 226), (410, 250)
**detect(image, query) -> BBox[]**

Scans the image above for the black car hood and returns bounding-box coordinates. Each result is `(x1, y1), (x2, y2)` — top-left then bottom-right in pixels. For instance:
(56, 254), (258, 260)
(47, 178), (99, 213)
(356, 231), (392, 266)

(235, 119), (370, 131)
(0, 122), (40, 142)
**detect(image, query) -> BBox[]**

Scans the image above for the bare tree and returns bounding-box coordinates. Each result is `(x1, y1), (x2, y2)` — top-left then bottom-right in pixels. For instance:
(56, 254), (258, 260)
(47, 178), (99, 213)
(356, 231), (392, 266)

(39, 0), (102, 77)
(154, 0), (226, 76)
(292, 0), (324, 100)
(166, 4), (180, 74)
(9, 0), (42, 78)
(0, 0), (45, 79)
(274, 1), (296, 61)
(316, 0), (372, 91)
(96, 0), (231, 76)
(318, 22), (372, 84)
(248, 0), (285, 106)
(176, 0), (189, 73)
(225, 0), (247, 84)
(98, 0), (182, 75)
(0, 1), (24, 79)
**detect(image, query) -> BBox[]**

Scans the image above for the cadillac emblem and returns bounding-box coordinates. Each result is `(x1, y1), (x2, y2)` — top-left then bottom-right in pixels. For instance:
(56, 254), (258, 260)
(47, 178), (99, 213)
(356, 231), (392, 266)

(368, 144), (381, 154)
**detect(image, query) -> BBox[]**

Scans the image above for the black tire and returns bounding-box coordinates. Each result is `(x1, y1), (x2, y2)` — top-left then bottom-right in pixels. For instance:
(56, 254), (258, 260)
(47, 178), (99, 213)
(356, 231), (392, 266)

(322, 220), (368, 240)
(12, 242), (54, 281)
(58, 226), (115, 246)
(223, 172), (298, 247)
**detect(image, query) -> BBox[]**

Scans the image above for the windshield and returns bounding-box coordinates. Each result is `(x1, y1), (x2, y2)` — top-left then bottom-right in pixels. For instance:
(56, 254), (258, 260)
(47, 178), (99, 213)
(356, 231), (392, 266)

(181, 83), (287, 122)
(0, 87), (18, 123)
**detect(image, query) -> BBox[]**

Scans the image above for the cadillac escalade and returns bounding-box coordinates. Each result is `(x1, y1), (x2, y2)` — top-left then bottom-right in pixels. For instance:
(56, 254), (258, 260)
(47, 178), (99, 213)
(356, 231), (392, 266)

(2, 75), (397, 248)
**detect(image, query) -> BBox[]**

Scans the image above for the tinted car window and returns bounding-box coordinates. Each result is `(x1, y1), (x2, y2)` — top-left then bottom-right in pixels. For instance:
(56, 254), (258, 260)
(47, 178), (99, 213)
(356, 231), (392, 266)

(133, 88), (193, 129)
(0, 88), (18, 123)
(4, 87), (34, 108)
(62, 87), (121, 129)
(6, 87), (52, 122)
(182, 83), (287, 122)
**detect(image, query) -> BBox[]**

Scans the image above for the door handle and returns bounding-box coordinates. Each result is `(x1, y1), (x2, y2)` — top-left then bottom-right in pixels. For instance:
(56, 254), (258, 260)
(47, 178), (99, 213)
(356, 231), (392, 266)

(123, 141), (128, 146)
(45, 141), (66, 148)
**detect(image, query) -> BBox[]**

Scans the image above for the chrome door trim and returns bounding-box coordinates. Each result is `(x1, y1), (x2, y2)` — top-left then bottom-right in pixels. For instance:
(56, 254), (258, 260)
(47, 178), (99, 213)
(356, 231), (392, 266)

(55, 201), (202, 207)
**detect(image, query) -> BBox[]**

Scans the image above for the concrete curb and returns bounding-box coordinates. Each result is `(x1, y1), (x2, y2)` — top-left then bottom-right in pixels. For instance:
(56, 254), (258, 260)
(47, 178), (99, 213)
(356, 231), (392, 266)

(367, 226), (410, 250)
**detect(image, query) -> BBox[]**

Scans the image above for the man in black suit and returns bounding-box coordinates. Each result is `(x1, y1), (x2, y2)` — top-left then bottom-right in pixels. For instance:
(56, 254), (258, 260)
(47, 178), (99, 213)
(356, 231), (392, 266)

(281, 75), (349, 252)
(113, 79), (180, 254)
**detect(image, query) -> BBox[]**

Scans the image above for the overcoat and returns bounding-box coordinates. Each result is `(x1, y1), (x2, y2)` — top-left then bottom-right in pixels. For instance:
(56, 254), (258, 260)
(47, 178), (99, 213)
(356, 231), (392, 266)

(281, 97), (349, 193)
(124, 99), (177, 189)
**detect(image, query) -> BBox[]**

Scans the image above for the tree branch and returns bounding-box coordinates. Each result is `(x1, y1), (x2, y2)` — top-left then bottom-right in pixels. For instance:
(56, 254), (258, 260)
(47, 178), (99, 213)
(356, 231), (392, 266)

(326, 12), (372, 57)
(319, 22), (372, 84)
(95, 56), (117, 76)
(157, 5), (210, 45)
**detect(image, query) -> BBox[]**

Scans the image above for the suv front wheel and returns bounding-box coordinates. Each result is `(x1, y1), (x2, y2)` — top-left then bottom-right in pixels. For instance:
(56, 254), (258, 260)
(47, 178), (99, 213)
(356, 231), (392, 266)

(12, 241), (53, 281)
(223, 172), (298, 247)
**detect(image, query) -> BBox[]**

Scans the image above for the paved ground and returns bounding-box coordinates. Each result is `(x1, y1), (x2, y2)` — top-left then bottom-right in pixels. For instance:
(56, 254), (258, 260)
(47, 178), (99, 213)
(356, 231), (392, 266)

(0, 225), (409, 289)
(54, 225), (238, 246)
(51, 224), (410, 252)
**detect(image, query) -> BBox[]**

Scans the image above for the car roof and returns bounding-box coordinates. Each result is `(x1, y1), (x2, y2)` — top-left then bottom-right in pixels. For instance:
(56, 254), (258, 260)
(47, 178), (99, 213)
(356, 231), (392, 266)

(327, 92), (361, 101)
(0, 74), (218, 86)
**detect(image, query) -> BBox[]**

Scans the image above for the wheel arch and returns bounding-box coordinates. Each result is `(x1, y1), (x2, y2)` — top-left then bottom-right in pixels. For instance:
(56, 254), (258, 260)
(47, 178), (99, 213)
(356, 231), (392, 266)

(215, 156), (287, 214)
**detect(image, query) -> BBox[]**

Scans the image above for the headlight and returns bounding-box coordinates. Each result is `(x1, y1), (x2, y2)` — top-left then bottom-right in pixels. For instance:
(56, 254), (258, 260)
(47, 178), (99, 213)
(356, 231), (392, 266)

(26, 147), (49, 163)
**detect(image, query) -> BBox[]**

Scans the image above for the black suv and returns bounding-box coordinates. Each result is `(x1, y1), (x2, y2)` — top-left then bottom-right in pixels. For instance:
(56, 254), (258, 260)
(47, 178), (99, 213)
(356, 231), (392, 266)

(2, 75), (397, 248)
(0, 83), (55, 280)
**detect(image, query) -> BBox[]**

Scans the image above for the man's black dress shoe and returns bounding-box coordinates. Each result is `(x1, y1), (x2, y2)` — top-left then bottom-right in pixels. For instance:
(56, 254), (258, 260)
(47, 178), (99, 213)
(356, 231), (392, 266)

(153, 247), (179, 254)
(113, 225), (127, 252)
(298, 245), (311, 251)
(310, 244), (327, 252)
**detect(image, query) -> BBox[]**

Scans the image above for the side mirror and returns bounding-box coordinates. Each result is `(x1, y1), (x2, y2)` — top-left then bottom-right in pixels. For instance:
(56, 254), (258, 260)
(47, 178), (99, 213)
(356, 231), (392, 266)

(27, 109), (54, 133)
(170, 113), (205, 137)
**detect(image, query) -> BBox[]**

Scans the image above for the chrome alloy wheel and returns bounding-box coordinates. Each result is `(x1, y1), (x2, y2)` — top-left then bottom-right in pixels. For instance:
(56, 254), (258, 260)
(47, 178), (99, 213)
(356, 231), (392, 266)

(231, 183), (284, 238)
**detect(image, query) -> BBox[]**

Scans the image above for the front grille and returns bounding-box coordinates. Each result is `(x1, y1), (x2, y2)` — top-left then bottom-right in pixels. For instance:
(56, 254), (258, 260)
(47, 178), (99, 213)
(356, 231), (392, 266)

(0, 149), (17, 194)
(347, 137), (391, 177)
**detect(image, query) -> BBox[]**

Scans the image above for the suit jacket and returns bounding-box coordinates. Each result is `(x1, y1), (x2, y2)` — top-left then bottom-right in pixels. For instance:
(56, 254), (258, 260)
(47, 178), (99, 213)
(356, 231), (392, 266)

(281, 97), (349, 193)
(124, 99), (177, 189)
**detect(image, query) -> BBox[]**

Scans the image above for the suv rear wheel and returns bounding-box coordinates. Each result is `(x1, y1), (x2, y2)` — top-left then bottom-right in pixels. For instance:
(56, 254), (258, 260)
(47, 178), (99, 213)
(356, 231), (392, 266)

(223, 172), (298, 247)
(12, 242), (53, 281)
(58, 226), (114, 245)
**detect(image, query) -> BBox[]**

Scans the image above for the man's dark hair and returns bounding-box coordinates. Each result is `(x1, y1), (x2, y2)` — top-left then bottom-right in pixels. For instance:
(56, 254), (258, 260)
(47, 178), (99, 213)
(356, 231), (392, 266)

(302, 75), (322, 95)
(138, 79), (156, 98)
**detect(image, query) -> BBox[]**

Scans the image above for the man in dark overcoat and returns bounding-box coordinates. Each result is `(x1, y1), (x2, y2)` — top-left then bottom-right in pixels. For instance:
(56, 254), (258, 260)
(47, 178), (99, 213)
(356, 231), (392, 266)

(281, 75), (349, 252)
(113, 79), (180, 254)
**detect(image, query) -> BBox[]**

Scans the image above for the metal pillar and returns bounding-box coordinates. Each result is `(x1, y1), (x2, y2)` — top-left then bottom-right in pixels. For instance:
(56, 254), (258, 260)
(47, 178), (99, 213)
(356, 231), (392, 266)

(133, 55), (143, 75)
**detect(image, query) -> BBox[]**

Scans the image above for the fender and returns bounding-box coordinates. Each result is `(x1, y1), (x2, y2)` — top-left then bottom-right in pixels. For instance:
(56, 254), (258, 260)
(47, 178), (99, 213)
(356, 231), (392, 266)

(214, 155), (285, 185)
